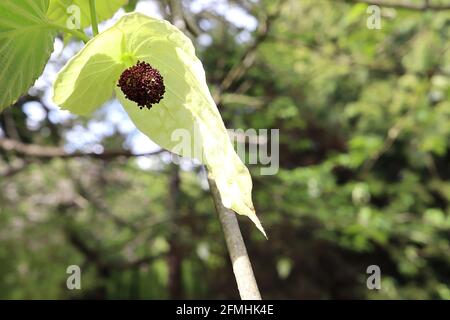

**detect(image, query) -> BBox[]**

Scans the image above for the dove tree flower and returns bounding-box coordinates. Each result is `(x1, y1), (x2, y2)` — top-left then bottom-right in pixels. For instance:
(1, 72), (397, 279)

(1, 0), (265, 299)
(52, 12), (266, 235)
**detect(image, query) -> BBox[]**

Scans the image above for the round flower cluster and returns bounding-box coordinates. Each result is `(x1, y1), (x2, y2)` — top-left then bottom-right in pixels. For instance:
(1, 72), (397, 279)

(117, 61), (165, 109)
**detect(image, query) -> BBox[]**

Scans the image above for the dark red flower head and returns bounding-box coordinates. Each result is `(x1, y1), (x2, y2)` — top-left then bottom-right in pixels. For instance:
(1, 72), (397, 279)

(117, 61), (165, 110)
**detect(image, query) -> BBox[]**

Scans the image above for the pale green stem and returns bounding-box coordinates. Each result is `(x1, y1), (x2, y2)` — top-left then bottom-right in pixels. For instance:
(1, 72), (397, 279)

(89, 0), (99, 36)
(48, 23), (90, 43)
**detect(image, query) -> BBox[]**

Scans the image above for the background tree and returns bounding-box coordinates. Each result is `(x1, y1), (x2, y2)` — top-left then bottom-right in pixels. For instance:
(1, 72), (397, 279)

(0, 0), (449, 299)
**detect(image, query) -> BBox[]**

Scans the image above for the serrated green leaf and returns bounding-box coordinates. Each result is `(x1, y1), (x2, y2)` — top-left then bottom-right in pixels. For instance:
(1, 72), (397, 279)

(0, 0), (56, 110)
(52, 13), (266, 237)
(47, 0), (127, 29)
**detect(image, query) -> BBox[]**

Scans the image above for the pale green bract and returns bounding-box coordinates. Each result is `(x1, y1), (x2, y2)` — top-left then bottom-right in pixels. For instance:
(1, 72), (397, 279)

(47, 0), (128, 29)
(52, 13), (266, 237)
(0, 0), (56, 110)
(52, 26), (124, 115)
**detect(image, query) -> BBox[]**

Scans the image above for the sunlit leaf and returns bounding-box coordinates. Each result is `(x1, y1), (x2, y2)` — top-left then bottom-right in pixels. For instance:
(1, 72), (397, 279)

(0, 0), (56, 110)
(47, 0), (127, 29)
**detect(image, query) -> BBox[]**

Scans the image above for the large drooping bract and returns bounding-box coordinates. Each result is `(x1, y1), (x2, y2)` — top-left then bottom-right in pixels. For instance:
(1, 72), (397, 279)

(52, 13), (266, 237)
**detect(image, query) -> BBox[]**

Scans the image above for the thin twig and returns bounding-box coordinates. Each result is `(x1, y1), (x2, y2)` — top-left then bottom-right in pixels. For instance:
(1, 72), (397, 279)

(0, 159), (30, 177)
(341, 0), (450, 11)
(213, 0), (287, 104)
(207, 174), (262, 300)
(0, 137), (164, 159)
(359, 108), (413, 175)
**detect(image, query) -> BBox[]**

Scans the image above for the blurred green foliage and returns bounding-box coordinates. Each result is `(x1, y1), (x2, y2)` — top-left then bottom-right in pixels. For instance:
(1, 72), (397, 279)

(0, 0), (449, 299)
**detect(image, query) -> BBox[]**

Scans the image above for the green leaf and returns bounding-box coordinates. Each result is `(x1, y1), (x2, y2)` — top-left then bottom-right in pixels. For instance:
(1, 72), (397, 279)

(47, 0), (127, 29)
(0, 0), (56, 110)
(52, 13), (266, 236)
